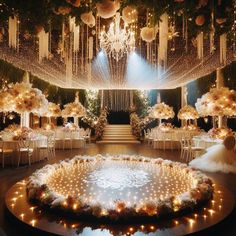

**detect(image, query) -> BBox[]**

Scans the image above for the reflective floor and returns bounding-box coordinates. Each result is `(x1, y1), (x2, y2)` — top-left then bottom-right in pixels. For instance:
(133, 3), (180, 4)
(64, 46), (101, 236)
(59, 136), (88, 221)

(0, 143), (236, 236)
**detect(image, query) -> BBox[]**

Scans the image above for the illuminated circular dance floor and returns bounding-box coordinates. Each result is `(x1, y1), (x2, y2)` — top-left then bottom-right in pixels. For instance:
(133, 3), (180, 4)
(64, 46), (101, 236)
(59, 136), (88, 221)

(6, 155), (235, 236)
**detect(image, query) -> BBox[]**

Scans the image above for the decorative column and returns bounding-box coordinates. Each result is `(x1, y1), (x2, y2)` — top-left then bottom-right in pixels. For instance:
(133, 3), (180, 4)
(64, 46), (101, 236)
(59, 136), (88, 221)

(181, 86), (188, 127)
(20, 112), (30, 128)
(21, 72), (30, 128)
(130, 90), (134, 108)
(74, 92), (79, 125)
(156, 91), (161, 103)
(157, 92), (161, 125)
(100, 90), (104, 109)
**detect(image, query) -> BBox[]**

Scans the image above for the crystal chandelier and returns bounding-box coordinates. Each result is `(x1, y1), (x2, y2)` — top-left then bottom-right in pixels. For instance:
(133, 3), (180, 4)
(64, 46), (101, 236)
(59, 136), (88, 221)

(100, 13), (135, 61)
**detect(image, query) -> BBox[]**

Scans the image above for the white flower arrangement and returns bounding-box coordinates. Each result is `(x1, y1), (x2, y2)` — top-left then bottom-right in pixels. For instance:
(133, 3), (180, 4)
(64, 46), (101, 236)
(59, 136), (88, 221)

(178, 105), (199, 120)
(26, 154), (214, 221)
(0, 90), (14, 112)
(42, 102), (61, 117)
(195, 87), (236, 117)
(182, 124), (200, 131)
(2, 124), (34, 140)
(208, 127), (232, 139)
(61, 101), (86, 117)
(62, 122), (79, 132)
(0, 82), (48, 114)
(158, 122), (174, 132)
(148, 102), (175, 119)
(96, 0), (120, 19)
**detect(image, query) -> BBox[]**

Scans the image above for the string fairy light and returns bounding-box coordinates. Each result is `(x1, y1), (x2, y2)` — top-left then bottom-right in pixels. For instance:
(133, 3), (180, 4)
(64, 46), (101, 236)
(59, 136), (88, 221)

(25, 154), (214, 220)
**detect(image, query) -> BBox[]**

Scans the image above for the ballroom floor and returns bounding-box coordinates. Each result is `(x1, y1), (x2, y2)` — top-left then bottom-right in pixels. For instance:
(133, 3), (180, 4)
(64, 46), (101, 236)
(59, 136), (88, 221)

(0, 143), (236, 236)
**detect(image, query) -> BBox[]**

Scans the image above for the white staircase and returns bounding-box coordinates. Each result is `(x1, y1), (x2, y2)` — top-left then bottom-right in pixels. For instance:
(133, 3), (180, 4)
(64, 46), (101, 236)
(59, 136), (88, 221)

(97, 125), (140, 144)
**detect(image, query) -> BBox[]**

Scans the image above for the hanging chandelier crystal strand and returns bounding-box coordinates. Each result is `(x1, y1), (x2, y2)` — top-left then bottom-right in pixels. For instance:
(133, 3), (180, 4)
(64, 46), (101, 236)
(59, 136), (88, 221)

(100, 13), (135, 61)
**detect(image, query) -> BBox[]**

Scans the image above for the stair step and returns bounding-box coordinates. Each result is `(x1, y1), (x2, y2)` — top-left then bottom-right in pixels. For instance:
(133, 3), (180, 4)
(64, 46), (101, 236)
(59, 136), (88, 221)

(99, 124), (139, 144)
(104, 128), (132, 130)
(103, 137), (137, 140)
(103, 134), (133, 137)
(104, 132), (132, 136)
(97, 140), (140, 144)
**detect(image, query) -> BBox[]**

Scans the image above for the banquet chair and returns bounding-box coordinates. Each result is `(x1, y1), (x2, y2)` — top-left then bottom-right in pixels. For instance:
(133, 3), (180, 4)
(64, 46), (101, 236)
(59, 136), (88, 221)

(17, 139), (33, 167)
(63, 132), (73, 150)
(162, 132), (174, 151)
(71, 130), (86, 148)
(83, 129), (91, 143)
(144, 129), (150, 143)
(180, 138), (205, 162)
(0, 141), (14, 168)
(147, 130), (155, 146)
(180, 138), (191, 161)
(47, 134), (56, 158)
(153, 131), (162, 149)
(39, 134), (56, 160)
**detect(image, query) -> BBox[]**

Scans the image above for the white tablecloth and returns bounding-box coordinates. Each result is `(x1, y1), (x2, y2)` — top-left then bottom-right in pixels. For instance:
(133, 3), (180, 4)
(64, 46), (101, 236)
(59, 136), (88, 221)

(151, 129), (201, 150)
(0, 136), (48, 165)
(54, 129), (86, 149)
(192, 135), (222, 149)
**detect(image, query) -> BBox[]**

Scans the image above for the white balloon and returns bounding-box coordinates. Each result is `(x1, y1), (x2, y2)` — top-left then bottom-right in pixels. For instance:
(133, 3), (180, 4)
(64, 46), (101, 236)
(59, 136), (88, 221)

(96, 0), (120, 19)
(122, 5), (137, 24)
(140, 26), (157, 43)
(80, 11), (95, 28)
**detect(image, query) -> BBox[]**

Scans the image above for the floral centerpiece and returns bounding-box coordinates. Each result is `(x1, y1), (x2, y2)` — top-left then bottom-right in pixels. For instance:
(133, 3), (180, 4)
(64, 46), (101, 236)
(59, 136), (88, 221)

(8, 82), (48, 114)
(61, 101), (86, 117)
(195, 87), (236, 117)
(208, 127), (232, 139)
(0, 82), (48, 115)
(3, 124), (34, 140)
(182, 124), (200, 131)
(178, 105), (199, 120)
(62, 122), (79, 132)
(148, 102), (175, 120)
(43, 123), (56, 131)
(42, 102), (61, 117)
(158, 122), (174, 132)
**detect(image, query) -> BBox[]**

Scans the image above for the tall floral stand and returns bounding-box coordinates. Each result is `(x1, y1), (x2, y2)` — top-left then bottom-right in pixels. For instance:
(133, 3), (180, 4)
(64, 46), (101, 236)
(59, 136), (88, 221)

(74, 116), (78, 126)
(218, 116), (223, 128)
(20, 112), (30, 128)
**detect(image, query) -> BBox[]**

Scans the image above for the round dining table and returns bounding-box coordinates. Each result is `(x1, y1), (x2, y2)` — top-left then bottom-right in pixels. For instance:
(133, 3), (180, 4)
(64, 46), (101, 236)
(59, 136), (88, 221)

(0, 135), (48, 166)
